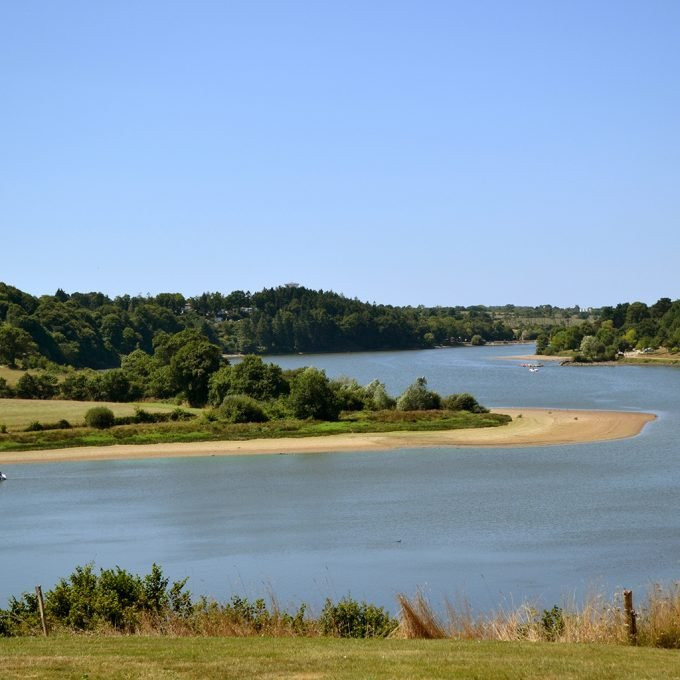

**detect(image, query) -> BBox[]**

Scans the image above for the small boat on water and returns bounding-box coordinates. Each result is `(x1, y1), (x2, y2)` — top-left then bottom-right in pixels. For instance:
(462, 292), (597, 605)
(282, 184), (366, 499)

(0, 472), (6, 481)
(528, 366), (540, 373)
(521, 362), (544, 368)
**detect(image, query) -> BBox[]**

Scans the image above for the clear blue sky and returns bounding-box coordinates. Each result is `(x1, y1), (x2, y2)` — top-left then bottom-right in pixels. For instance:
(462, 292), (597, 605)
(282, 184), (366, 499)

(1, 1), (678, 307)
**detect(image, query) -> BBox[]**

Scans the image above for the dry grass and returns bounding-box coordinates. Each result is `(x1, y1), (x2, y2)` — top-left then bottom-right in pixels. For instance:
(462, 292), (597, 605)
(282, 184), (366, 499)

(395, 584), (680, 648)
(0, 365), (29, 386)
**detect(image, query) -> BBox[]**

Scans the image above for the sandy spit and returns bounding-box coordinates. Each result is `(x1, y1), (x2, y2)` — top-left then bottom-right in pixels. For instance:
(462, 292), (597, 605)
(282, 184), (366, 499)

(0, 409), (656, 465)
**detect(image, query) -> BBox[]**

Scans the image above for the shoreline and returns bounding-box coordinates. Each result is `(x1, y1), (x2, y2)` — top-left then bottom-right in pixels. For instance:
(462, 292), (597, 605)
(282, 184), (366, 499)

(0, 408), (656, 465)
(496, 354), (571, 362)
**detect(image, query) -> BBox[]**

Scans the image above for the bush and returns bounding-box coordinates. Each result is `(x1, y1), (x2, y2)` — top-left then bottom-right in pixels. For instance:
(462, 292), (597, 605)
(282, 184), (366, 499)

(396, 377), (441, 411)
(0, 377), (14, 398)
(84, 407), (115, 429)
(330, 378), (368, 411)
(169, 407), (193, 421)
(133, 407), (157, 423)
(219, 395), (269, 423)
(363, 379), (396, 411)
(441, 392), (488, 413)
(289, 367), (341, 421)
(43, 563), (191, 633)
(541, 605), (565, 641)
(24, 419), (71, 432)
(320, 597), (397, 638)
(15, 372), (59, 399)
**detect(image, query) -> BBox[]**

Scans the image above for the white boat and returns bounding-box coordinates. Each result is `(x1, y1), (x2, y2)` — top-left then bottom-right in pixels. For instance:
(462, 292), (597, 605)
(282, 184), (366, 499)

(0, 472), (6, 481)
(528, 367), (540, 373)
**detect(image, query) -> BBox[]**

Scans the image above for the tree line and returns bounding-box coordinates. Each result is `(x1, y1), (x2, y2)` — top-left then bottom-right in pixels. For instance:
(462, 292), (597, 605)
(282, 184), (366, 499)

(0, 282), (519, 370)
(536, 298), (680, 361)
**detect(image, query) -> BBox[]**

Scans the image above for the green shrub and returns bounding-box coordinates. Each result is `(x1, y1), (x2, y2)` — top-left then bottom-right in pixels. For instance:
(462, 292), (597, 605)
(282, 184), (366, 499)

(396, 377), (441, 411)
(134, 407), (156, 423)
(15, 372), (59, 399)
(42, 563), (192, 633)
(363, 379), (396, 410)
(24, 421), (43, 432)
(541, 605), (565, 641)
(0, 423), (6, 434)
(219, 395), (269, 423)
(0, 377), (14, 398)
(289, 367), (341, 421)
(320, 597), (397, 638)
(330, 377), (368, 411)
(441, 392), (488, 413)
(169, 407), (193, 421)
(222, 595), (272, 631)
(84, 406), (115, 429)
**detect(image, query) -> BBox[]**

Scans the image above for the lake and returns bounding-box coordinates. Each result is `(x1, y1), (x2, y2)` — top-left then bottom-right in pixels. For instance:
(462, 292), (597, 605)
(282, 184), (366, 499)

(2, 343), (679, 613)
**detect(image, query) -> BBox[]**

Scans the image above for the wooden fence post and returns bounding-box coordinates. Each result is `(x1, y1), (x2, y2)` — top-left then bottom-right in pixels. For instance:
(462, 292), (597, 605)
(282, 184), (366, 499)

(35, 585), (48, 637)
(623, 589), (637, 644)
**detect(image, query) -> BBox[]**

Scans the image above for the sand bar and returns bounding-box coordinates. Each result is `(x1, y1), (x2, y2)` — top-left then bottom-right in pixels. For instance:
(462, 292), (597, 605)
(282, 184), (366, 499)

(0, 409), (655, 465)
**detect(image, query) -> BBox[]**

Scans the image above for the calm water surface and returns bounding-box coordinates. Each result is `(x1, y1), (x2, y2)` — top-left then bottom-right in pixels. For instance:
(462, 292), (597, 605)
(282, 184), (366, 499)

(2, 344), (679, 611)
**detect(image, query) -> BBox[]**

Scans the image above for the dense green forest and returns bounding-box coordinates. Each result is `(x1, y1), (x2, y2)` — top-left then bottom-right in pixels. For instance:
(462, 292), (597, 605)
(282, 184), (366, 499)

(2, 281), (676, 374)
(0, 282), (546, 370)
(536, 298), (680, 361)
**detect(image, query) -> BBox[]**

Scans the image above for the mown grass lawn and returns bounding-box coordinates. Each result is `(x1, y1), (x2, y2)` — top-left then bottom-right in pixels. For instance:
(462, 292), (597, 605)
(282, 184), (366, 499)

(1, 636), (678, 679)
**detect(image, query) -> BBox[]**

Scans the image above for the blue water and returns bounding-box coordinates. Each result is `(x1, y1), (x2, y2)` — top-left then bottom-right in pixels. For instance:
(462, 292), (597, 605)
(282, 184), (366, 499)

(2, 344), (679, 612)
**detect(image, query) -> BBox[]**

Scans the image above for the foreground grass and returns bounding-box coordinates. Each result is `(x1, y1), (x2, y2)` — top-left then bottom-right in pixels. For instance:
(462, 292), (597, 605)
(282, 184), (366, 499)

(1, 636), (678, 679)
(0, 398), (202, 431)
(0, 407), (510, 452)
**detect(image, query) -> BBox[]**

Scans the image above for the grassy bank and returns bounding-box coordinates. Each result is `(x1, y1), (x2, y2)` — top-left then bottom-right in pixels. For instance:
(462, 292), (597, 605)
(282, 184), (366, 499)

(1, 636), (677, 679)
(0, 403), (510, 453)
(3, 563), (680, 677)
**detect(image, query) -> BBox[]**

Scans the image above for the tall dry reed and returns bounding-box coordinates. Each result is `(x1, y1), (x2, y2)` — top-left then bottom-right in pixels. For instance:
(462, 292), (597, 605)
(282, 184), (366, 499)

(396, 584), (680, 648)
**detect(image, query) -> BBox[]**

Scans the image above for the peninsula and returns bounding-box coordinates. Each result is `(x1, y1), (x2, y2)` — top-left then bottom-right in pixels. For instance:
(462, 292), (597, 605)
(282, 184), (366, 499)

(0, 408), (655, 464)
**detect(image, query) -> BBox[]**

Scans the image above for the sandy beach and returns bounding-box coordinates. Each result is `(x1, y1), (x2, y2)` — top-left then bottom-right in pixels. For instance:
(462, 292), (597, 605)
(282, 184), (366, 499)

(0, 408), (655, 465)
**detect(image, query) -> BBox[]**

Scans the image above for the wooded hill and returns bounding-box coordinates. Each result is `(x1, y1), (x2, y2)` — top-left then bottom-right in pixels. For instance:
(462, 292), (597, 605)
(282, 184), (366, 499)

(3, 281), (662, 371)
(537, 298), (680, 361)
(0, 282), (526, 369)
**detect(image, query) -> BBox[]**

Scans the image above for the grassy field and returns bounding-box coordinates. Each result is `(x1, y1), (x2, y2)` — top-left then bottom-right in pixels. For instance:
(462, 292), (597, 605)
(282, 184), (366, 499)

(0, 398), (201, 431)
(0, 365), (30, 386)
(1, 636), (678, 679)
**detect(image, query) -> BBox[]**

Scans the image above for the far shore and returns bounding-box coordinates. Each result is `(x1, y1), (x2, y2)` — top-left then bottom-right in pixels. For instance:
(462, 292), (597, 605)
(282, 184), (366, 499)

(0, 408), (655, 465)
(496, 354), (571, 362)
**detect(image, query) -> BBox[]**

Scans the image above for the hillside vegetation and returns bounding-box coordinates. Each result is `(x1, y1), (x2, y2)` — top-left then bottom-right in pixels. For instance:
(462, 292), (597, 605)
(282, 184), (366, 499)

(537, 298), (680, 362)
(1, 281), (598, 371)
